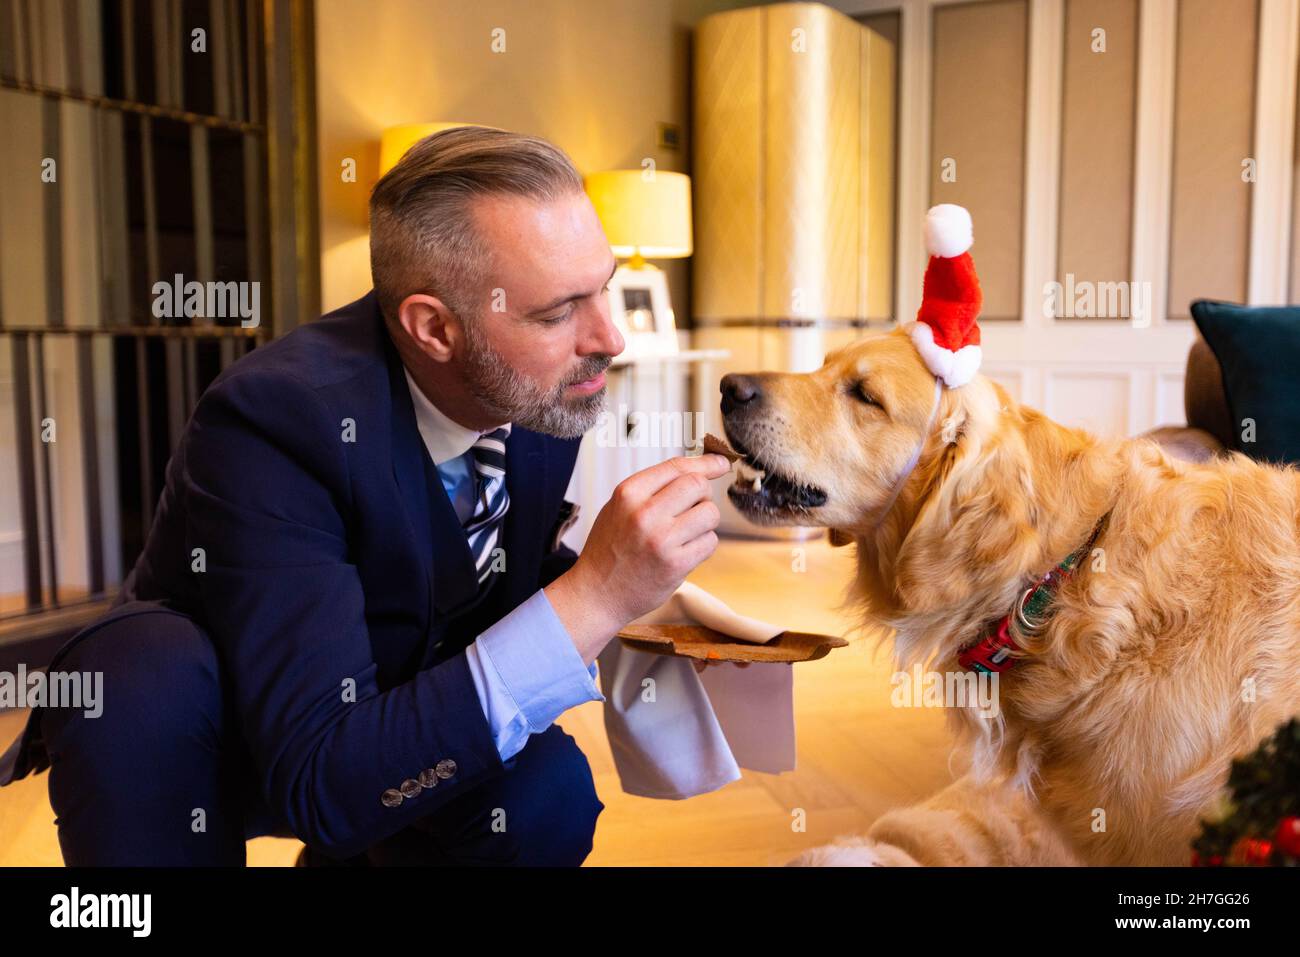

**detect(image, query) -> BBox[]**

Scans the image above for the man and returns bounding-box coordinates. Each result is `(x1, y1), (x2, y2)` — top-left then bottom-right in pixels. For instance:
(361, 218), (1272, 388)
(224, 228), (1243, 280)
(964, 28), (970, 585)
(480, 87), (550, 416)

(0, 126), (730, 865)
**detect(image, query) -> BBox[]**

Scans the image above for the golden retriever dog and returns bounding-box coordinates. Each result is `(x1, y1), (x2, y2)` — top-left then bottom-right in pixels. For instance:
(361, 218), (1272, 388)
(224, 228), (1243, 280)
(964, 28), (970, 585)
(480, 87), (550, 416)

(718, 328), (1300, 866)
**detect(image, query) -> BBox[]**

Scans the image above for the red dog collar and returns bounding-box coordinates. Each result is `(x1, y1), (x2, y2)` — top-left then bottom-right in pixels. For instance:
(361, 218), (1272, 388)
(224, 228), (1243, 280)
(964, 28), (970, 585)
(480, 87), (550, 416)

(958, 514), (1110, 674)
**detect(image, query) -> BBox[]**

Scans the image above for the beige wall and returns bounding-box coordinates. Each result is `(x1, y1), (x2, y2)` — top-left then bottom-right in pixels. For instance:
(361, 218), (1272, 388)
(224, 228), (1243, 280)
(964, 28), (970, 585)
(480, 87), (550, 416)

(315, 0), (765, 319)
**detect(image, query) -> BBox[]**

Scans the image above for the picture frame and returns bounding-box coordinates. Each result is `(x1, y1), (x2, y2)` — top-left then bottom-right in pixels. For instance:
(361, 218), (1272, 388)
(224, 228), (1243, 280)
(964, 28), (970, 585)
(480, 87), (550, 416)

(605, 266), (679, 364)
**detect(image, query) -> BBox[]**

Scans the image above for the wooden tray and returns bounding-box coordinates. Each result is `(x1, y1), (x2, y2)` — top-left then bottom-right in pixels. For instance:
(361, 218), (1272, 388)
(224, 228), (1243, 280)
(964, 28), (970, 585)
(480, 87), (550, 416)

(617, 624), (849, 663)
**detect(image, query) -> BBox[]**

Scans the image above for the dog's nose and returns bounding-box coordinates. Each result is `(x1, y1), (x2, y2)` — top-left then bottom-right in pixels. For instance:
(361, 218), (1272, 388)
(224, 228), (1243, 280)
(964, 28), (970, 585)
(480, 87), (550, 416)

(721, 374), (763, 416)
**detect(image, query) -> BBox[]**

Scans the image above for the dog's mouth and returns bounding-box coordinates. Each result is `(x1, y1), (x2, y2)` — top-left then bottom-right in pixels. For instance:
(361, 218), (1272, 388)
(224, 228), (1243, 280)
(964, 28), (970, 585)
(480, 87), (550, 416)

(717, 431), (828, 515)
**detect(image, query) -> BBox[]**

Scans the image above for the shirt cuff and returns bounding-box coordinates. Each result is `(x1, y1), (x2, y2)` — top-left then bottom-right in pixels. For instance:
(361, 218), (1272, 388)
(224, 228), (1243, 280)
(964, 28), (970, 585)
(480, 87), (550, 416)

(469, 588), (605, 752)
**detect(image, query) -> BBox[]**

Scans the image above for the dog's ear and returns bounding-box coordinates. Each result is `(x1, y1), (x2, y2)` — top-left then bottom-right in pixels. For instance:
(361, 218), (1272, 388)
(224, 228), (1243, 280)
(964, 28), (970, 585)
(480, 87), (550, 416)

(889, 386), (1042, 616)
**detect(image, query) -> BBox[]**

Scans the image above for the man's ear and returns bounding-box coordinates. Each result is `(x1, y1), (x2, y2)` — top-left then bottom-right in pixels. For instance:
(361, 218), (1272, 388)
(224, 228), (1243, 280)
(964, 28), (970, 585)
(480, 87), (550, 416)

(396, 292), (462, 362)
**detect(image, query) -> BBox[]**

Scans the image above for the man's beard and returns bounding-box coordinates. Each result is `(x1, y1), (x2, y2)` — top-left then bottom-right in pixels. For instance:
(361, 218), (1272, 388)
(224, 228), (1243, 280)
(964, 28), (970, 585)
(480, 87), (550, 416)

(460, 322), (612, 439)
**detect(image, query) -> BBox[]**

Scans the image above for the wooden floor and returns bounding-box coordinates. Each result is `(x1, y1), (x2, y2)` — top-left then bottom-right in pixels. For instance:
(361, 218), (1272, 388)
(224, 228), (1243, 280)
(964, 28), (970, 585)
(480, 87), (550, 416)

(0, 538), (954, 867)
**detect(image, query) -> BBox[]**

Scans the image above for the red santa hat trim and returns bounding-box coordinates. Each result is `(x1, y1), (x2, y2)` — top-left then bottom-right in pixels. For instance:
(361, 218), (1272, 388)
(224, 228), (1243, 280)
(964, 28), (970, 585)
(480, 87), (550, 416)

(908, 204), (984, 389)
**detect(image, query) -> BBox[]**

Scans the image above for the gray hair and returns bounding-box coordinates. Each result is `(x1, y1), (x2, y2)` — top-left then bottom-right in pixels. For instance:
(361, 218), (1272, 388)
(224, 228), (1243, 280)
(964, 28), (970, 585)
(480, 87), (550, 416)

(368, 125), (585, 326)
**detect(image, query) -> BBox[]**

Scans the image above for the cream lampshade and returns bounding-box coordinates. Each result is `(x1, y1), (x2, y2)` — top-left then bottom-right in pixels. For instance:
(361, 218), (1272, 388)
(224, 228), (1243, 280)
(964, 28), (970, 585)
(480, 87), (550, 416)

(379, 122), (482, 176)
(584, 170), (693, 269)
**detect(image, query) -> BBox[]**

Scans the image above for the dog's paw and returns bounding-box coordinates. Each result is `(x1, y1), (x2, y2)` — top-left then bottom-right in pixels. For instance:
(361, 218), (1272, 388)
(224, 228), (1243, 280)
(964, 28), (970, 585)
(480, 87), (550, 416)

(785, 837), (920, 867)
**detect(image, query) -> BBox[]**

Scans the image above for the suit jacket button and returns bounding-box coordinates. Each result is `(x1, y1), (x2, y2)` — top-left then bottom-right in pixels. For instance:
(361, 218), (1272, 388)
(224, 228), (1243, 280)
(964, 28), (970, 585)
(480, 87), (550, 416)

(418, 768), (439, 789)
(399, 778), (422, 799)
(435, 758), (457, 779)
(381, 788), (404, 808)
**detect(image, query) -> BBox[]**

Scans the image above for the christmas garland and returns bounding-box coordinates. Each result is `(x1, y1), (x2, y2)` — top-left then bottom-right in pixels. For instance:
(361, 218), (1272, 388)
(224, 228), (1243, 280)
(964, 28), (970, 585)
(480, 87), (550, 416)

(1192, 717), (1300, 866)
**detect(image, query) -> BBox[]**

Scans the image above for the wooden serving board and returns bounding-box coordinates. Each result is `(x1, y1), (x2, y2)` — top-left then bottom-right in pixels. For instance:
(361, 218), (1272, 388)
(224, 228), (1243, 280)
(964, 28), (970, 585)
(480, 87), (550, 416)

(617, 623), (849, 663)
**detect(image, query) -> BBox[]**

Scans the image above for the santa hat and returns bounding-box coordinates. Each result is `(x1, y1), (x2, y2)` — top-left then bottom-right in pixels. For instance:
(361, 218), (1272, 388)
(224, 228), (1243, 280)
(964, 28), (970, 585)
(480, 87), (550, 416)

(908, 204), (983, 389)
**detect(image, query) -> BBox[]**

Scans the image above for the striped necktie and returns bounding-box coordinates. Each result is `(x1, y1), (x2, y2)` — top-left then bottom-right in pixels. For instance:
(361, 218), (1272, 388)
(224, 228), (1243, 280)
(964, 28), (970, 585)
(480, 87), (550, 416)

(464, 424), (511, 588)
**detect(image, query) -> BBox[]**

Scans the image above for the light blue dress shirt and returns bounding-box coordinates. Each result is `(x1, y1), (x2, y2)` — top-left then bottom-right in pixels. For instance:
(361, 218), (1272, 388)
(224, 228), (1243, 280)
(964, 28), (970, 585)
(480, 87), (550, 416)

(404, 367), (605, 764)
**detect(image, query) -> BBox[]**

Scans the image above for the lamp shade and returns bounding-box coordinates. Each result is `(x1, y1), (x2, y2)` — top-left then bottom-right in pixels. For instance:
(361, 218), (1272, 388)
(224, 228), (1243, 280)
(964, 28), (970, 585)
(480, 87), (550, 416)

(379, 122), (480, 176)
(584, 170), (693, 259)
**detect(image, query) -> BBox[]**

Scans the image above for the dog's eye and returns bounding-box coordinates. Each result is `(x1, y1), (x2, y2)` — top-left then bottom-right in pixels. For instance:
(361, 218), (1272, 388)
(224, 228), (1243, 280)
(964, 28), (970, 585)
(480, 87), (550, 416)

(851, 381), (880, 408)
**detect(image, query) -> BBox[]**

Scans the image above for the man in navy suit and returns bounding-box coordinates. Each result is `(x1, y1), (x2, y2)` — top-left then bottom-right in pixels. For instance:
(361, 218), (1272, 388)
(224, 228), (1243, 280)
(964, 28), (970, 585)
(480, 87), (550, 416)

(0, 126), (730, 865)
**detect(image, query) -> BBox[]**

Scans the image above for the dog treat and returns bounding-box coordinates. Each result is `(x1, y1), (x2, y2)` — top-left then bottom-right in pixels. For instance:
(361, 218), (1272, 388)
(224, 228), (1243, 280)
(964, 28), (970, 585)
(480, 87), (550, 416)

(703, 433), (742, 463)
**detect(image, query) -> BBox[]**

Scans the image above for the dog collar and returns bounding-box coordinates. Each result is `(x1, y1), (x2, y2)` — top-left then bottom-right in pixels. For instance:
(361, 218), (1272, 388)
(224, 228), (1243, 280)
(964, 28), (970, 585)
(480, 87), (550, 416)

(958, 513), (1111, 674)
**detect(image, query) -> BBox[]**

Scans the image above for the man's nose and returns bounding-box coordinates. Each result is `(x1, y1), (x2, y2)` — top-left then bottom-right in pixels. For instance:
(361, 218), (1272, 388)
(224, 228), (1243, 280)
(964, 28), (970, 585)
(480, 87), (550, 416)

(581, 302), (625, 359)
(721, 373), (763, 416)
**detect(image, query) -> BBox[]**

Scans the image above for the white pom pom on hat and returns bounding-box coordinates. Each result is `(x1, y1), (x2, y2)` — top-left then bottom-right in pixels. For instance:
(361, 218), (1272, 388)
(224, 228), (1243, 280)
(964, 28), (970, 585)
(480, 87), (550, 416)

(924, 203), (974, 258)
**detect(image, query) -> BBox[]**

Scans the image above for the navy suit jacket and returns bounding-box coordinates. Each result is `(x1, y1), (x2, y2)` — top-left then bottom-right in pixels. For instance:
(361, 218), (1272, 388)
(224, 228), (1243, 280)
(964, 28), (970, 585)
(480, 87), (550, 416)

(3, 291), (584, 858)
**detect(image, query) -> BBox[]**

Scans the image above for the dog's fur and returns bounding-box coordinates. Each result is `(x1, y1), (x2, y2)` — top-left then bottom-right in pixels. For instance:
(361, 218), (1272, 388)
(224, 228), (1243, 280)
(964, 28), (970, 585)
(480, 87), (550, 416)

(720, 329), (1300, 866)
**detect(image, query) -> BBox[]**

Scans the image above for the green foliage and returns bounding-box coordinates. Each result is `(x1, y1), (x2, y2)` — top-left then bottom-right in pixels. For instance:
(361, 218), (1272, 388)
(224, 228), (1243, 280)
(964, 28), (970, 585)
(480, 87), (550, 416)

(1192, 717), (1300, 865)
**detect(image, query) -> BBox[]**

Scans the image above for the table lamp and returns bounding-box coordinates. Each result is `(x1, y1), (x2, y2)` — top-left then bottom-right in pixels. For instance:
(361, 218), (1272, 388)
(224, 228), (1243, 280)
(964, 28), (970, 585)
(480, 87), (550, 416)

(379, 122), (482, 176)
(585, 170), (692, 360)
(584, 169), (693, 269)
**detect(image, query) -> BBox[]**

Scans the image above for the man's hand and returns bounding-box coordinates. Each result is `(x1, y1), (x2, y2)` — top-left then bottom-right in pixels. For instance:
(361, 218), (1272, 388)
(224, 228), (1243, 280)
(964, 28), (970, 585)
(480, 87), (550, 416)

(544, 454), (732, 664)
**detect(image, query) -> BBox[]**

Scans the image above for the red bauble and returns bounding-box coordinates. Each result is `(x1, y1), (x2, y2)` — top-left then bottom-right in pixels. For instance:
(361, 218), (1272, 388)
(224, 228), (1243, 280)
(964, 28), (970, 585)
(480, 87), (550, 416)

(1273, 816), (1300, 857)
(1228, 837), (1274, 866)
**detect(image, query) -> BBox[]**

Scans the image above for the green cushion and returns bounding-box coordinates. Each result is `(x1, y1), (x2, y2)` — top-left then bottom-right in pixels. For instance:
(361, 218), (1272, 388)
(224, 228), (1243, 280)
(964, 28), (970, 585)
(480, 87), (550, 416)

(1190, 299), (1300, 464)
